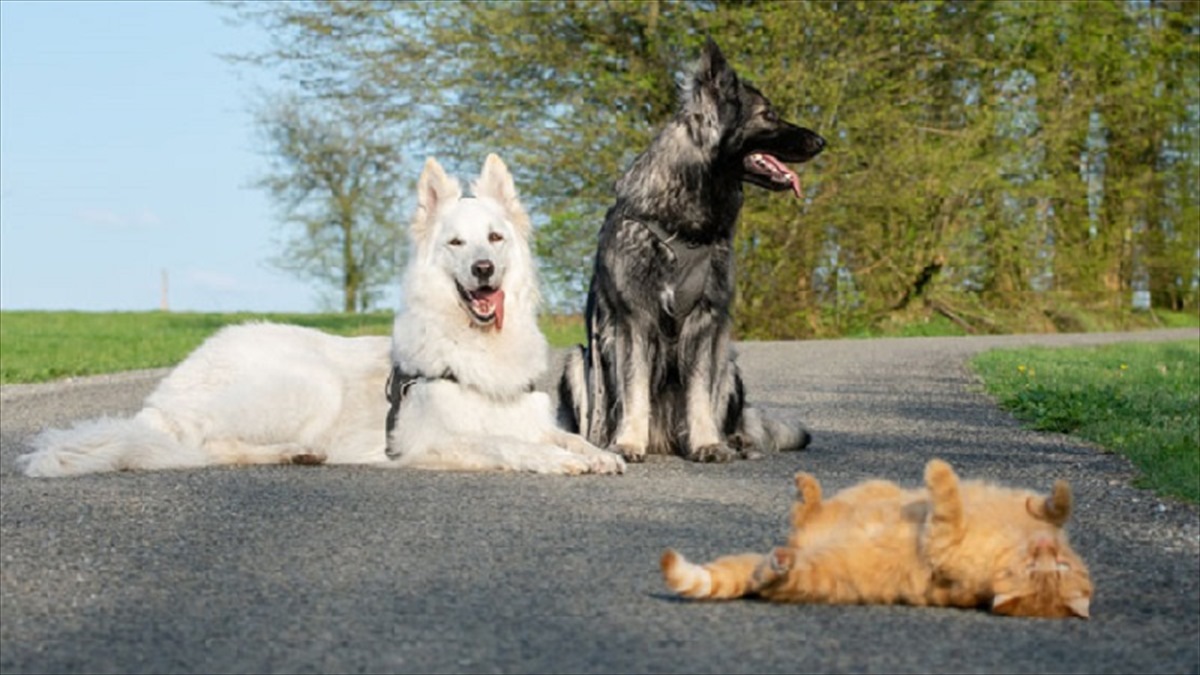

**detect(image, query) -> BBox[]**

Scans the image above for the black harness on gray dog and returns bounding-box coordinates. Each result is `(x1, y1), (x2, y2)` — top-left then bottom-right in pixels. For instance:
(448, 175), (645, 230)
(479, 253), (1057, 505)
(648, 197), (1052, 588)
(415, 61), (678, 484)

(384, 365), (456, 458)
(635, 218), (716, 319)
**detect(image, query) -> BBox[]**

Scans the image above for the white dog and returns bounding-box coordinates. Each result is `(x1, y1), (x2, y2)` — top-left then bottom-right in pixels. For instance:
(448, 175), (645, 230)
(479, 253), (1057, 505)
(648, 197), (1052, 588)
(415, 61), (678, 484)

(16, 155), (625, 478)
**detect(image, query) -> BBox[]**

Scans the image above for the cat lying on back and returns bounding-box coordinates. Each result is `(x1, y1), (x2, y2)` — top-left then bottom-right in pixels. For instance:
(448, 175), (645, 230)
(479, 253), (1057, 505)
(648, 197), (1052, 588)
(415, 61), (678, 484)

(661, 459), (1093, 619)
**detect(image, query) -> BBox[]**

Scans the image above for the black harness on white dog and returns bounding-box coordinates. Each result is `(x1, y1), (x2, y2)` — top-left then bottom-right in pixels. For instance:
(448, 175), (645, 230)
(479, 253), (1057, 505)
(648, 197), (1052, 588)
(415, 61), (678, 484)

(383, 365), (537, 458)
(384, 365), (456, 458)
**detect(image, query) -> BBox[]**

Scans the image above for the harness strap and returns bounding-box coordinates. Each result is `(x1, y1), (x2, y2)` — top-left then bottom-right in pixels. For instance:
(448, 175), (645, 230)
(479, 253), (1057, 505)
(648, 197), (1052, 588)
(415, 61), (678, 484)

(383, 366), (535, 458)
(385, 365), (456, 458)
(635, 218), (715, 318)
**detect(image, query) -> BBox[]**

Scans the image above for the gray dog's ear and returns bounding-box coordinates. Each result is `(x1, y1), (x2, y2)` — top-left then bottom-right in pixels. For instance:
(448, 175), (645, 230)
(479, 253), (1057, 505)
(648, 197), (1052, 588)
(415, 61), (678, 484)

(695, 38), (738, 101)
(412, 157), (462, 243)
(475, 153), (531, 239)
(679, 38), (739, 151)
(698, 38), (727, 79)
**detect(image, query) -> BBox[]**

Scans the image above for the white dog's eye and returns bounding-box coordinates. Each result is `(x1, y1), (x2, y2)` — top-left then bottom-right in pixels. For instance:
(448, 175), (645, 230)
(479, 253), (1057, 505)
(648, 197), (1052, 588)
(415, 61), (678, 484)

(448, 237), (464, 247)
(488, 232), (504, 243)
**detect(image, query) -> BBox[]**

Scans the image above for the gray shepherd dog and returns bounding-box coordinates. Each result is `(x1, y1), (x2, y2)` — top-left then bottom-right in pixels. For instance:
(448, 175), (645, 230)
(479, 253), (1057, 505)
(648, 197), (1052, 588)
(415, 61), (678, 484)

(558, 39), (826, 463)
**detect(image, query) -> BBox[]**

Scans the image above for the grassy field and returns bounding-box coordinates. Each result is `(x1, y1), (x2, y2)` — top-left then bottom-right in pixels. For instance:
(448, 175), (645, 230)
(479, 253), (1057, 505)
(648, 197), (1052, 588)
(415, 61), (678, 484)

(971, 340), (1199, 504)
(0, 310), (586, 384)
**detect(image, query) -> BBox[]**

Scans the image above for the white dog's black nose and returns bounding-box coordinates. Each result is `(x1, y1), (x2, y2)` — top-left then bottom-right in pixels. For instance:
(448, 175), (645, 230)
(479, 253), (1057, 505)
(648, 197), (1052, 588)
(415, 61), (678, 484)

(472, 260), (494, 281)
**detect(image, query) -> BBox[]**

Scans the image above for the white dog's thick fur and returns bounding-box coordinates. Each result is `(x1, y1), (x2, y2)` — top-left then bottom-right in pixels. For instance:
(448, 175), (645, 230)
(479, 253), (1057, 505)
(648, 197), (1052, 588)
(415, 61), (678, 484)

(16, 154), (624, 478)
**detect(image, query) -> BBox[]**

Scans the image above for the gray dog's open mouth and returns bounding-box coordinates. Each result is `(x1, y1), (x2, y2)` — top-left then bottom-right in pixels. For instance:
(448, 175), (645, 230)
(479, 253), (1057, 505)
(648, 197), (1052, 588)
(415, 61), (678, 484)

(457, 282), (505, 330)
(744, 152), (802, 198)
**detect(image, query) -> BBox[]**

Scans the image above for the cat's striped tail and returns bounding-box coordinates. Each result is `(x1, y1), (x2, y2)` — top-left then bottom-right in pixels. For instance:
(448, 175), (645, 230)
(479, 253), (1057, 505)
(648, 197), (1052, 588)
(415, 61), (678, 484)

(660, 549), (776, 600)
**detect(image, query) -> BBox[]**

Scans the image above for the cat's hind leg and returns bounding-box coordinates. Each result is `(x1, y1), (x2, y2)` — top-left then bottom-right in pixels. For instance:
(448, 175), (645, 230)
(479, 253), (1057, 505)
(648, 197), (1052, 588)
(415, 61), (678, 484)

(660, 550), (777, 600)
(922, 459), (965, 565)
(787, 472), (823, 547)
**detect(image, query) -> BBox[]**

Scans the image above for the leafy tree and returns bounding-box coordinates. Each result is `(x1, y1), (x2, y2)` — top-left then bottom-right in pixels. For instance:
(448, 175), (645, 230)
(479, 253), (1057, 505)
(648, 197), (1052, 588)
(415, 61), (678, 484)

(253, 97), (405, 312)
(224, 0), (1200, 332)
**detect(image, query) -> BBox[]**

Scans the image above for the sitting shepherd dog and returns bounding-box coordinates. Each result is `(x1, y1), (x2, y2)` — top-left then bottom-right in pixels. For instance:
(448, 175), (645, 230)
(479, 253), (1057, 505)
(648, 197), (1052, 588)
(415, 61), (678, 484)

(558, 39), (826, 463)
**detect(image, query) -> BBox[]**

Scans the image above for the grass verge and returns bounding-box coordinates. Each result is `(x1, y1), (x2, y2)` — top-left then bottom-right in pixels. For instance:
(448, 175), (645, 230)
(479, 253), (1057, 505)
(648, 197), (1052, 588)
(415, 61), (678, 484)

(0, 311), (587, 385)
(971, 340), (1199, 504)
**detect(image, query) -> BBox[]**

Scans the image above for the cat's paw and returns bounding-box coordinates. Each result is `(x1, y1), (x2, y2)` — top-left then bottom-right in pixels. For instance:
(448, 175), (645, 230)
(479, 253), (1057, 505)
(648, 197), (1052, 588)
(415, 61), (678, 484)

(660, 548), (683, 572)
(752, 547), (795, 587)
(793, 472), (821, 502)
(686, 443), (736, 463)
(661, 549), (709, 598)
(924, 459), (958, 489)
(770, 546), (796, 572)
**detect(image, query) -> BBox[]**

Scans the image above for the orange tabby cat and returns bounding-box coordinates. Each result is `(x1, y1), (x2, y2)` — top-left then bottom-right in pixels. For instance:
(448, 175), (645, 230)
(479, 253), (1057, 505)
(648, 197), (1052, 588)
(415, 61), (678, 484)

(661, 459), (1093, 619)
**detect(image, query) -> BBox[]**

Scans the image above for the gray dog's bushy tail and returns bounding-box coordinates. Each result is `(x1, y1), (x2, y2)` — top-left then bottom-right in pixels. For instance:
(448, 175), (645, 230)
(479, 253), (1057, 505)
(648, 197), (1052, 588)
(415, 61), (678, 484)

(739, 406), (811, 454)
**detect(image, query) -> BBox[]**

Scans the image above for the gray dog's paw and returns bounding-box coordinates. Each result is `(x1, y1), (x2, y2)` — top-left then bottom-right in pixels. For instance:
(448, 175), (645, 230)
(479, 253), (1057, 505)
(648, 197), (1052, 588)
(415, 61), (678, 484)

(611, 444), (646, 463)
(686, 443), (736, 463)
(727, 432), (764, 460)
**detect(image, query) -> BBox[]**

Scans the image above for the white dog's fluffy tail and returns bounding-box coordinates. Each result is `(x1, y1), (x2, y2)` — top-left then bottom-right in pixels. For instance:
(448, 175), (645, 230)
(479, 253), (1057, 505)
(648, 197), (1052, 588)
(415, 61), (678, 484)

(16, 410), (206, 478)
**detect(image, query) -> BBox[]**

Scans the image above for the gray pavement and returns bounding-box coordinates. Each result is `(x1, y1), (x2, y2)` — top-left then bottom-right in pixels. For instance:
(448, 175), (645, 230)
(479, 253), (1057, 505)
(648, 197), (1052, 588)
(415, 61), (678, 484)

(1, 329), (1198, 674)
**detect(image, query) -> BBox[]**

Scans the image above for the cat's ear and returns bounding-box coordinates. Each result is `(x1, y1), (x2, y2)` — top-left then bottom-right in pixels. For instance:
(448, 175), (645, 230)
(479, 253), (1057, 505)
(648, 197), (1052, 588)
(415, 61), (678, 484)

(1066, 596), (1091, 619)
(1025, 480), (1073, 526)
(991, 592), (1023, 616)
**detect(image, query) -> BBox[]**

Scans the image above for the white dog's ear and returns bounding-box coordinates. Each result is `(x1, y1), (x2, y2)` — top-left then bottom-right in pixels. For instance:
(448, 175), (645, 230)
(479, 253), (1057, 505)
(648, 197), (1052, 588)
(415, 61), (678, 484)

(474, 153), (531, 238)
(412, 157), (462, 243)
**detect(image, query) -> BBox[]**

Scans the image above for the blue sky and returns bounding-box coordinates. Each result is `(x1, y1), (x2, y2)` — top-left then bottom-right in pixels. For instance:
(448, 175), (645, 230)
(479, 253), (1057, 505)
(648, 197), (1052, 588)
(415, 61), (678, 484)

(0, 0), (352, 312)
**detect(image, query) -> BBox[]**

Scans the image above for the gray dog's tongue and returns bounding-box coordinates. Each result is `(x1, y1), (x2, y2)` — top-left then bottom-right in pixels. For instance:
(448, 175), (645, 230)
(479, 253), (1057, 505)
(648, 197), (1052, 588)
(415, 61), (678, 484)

(470, 288), (505, 330)
(755, 153), (802, 198)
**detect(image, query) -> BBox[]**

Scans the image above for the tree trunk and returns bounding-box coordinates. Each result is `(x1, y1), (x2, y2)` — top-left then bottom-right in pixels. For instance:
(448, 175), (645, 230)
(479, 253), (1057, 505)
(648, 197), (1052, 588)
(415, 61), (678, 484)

(342, 214), (358, 313)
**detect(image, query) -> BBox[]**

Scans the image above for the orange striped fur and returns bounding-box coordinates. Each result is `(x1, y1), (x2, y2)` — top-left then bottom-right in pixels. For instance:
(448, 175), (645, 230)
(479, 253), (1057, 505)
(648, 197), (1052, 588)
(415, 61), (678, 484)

(660, 459), (1093, 619)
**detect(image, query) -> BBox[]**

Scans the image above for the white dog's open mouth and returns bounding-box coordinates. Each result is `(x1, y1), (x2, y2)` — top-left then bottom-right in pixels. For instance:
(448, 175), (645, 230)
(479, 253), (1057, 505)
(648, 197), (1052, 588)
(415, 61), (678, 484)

(457, 283), (505, 330)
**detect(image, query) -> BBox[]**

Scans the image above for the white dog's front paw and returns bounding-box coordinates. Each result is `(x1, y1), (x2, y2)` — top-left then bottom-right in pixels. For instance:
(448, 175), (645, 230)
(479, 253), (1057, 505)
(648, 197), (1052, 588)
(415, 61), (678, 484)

(586, 450), (626, 475)
(552, 454), (593, 476)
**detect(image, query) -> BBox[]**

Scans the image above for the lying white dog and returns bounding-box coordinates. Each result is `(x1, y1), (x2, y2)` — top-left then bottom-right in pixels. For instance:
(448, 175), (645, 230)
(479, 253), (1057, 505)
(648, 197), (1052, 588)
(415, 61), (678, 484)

(17, 155), (625, 477)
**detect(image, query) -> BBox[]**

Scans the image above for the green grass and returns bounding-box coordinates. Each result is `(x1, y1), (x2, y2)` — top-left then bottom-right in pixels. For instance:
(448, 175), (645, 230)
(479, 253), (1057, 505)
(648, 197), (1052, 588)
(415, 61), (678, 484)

(971, 340), (1200, 504)
(0, 310), (587, 385)
(845, 306), (1200, 339)
(539, 314), (585, 348)
(0, 311), (396, 384)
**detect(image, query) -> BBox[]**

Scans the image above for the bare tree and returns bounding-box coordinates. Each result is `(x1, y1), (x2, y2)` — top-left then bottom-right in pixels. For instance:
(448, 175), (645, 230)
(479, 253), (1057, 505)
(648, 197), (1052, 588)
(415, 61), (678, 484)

(253, 98), (405, 312)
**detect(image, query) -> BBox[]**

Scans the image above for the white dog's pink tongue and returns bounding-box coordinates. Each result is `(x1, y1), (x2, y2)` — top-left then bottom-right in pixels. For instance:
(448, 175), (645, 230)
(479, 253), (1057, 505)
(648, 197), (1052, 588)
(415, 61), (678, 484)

(472, 288), (505, 330)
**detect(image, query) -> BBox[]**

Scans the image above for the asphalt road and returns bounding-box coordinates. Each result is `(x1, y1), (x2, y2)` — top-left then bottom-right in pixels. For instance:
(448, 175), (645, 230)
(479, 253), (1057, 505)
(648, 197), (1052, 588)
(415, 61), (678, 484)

(2, 329), (1198, 675)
